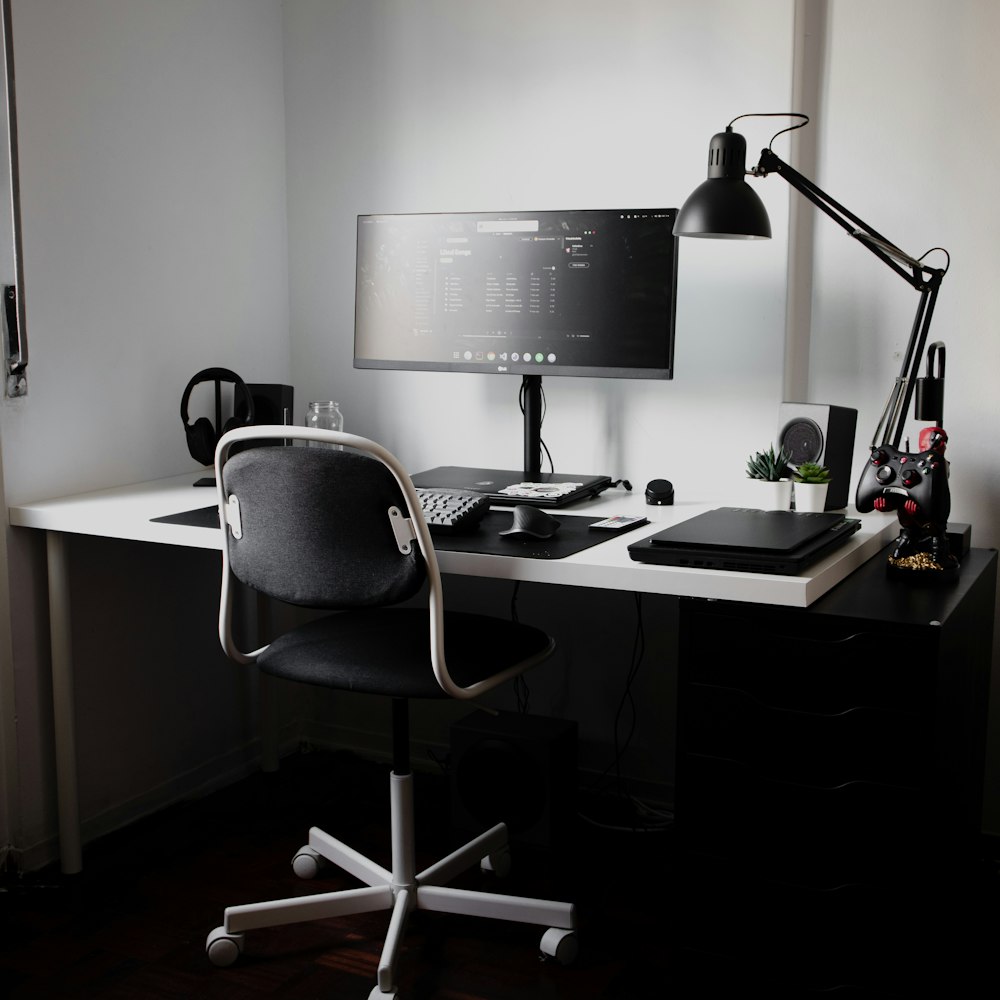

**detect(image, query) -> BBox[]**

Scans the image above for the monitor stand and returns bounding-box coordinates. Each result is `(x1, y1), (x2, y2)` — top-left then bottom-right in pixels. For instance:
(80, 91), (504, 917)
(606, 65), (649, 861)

(412, 375), (613, 508)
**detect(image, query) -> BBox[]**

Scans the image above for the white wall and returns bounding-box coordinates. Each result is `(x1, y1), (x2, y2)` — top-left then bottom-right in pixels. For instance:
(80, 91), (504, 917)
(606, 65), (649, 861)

(1, 0), (290, 866)
(283, 0), (795, 503)
(3, 0), (291, 505)
(810, 0), (1000, 536)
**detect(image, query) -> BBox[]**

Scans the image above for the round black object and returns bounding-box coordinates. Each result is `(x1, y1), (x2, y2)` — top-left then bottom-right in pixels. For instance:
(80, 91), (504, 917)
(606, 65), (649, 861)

(453, 737), (547, 835)
(645, 479), (674, 505)
(779, 417), (824, 465)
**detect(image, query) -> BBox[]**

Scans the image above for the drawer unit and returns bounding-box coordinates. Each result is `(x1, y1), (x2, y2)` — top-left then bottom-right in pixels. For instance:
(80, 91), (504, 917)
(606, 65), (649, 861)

(675, 546), (998, 990)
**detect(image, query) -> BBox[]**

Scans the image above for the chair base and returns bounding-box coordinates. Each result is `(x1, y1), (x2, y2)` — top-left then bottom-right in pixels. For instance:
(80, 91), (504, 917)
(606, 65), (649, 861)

(206, 769), (577, 996)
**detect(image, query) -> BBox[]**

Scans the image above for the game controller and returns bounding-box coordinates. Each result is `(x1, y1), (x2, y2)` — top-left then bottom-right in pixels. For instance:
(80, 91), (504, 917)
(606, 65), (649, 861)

(855, 427), (950, 522)
(855, 427), (957, 578)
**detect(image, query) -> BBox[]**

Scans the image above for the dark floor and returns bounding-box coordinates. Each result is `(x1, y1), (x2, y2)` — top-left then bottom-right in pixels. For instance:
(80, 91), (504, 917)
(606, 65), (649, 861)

(2, 749), (998, 999)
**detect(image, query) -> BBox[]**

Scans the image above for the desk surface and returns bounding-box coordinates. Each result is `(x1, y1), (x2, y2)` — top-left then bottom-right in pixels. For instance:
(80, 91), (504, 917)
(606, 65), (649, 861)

(9, 472), (900, 607)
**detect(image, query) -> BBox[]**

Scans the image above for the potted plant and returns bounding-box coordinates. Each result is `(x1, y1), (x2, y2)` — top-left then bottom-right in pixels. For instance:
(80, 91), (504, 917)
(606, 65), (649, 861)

(746, 444), (792, 510)
(792, 461), (832, 513)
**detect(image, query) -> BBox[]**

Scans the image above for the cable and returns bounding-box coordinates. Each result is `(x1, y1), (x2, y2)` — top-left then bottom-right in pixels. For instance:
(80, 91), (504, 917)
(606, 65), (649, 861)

(518, 379), (554, 475)
(583, 592), (665, 833)
(510, 581), (530, 713)
(726, 112), (810, 152)
(612, 592), (645, 799)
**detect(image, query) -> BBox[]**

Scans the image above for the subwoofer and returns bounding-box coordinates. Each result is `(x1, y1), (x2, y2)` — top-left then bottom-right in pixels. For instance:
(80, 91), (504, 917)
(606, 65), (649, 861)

(450, 710), (577, 850)
(777, 402), (857, 510)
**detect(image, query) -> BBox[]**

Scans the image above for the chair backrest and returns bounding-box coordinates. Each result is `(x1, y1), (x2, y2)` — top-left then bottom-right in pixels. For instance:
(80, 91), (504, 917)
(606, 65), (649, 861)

(214, 425), (550, 701)
(218, 435), (425, 610)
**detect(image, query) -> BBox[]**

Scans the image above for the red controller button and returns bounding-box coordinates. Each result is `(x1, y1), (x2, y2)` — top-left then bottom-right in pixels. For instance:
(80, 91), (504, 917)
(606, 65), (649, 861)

(874, 496), (888, 511)
(904, 499), (920, 516)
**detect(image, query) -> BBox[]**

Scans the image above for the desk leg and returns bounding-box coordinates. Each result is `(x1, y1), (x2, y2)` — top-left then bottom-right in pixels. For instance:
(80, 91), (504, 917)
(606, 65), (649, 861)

(259, 671), (279, 773)
(47, 531), (82, 875)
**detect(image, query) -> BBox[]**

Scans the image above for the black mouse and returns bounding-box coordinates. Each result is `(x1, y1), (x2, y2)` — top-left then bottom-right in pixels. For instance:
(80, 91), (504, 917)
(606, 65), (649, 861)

(498, 505), (561, 540)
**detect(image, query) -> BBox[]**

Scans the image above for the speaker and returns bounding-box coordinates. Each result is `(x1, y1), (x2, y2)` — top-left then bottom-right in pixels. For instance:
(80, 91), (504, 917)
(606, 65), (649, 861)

(237, 383), (295, 428)
(777, 402), (858, 510)
(450, 710), (577, 850)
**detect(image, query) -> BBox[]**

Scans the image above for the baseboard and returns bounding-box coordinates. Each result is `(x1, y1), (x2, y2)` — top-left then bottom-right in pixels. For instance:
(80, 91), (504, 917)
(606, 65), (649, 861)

(17, 717), (673, 874)
(17, 728), (300, 874)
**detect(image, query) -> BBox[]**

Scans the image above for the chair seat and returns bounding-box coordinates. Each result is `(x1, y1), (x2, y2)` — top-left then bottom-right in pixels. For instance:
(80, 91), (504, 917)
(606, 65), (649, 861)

(257, 607), (553, 699)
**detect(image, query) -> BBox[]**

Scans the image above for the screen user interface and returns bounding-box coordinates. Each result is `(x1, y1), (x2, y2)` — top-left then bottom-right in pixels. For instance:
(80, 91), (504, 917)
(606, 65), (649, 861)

(354, 208), (678, 379)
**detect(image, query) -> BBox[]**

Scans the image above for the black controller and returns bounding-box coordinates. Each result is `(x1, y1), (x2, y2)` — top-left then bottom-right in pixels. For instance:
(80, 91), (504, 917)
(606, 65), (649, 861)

(855, 428), (950, 523)
(855, 427), (956, 577)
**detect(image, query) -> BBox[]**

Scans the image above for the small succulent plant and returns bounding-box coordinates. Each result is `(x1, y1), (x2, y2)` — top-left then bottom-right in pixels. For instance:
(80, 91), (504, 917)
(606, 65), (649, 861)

(793, 461), (831, 484)
(746, 444), (791, 482)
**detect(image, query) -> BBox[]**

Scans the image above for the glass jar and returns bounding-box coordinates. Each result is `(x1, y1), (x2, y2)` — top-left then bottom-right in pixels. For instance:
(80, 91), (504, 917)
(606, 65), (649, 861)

(304, 400), (343, 446)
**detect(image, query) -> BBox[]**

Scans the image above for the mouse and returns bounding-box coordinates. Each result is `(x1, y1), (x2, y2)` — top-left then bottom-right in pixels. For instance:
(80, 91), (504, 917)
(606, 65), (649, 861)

(498, 504), (561, 540)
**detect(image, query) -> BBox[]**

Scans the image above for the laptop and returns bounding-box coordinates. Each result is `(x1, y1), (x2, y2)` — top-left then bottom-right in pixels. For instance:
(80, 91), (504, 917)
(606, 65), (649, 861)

(411, 466), (613, 508)
(627, 507), (861, 575)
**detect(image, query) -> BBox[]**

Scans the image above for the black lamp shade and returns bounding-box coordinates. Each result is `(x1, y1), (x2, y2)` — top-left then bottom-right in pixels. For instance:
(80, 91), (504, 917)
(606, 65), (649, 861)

(673, 129), (772, 240)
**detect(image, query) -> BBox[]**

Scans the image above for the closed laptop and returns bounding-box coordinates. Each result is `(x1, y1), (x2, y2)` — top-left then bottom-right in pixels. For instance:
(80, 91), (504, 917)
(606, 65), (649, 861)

(627, 507), (861, 575)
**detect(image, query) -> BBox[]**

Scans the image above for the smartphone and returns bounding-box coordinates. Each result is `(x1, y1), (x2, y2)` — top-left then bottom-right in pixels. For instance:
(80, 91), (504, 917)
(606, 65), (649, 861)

(588, 515), (649, 532)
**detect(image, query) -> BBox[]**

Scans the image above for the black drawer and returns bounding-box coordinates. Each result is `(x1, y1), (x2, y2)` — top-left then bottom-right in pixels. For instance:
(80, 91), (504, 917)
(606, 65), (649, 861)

(677, 754), (925, 883)
(676, 855), (962, 995)
(683, 681), (928, 787)
(682, 607), (930, 713)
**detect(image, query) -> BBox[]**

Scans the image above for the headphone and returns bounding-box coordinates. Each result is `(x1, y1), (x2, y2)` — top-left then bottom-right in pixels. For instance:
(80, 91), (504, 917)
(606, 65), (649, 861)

(180, 367), (255, 466)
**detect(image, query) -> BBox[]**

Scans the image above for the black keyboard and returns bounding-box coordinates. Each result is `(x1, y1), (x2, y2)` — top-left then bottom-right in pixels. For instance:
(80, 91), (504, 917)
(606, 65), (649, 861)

(415, 487), (490, 534)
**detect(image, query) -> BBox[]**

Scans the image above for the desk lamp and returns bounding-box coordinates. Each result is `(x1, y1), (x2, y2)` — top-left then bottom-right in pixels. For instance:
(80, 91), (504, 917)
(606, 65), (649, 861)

(674, 113), (956, 579)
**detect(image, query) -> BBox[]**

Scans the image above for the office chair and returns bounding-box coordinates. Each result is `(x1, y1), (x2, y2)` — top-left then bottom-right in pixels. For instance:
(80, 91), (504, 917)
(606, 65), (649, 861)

(204, 425), (577, 999)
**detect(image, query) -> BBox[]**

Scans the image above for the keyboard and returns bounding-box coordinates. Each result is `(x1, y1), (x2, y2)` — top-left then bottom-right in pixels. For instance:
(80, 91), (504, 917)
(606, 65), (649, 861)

(415, 487), (490, 534)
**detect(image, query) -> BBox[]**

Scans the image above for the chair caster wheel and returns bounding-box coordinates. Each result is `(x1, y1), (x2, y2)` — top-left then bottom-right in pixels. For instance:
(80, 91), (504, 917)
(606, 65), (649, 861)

(480, 844), (511, 878)
(206, 926), (245, 967)
(539, 927), (578, 966)
(292, 845), (324, 879)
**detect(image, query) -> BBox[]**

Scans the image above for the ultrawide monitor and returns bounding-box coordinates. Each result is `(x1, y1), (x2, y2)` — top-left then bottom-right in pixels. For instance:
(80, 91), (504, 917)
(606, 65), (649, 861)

(354, 207), (679, 380)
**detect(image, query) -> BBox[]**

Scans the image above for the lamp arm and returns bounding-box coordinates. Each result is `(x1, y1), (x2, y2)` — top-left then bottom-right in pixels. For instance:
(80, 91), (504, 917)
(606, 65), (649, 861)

(755, 148), (941, 292)
(754, 146), (945, 448)
(870, 282), (940, 449)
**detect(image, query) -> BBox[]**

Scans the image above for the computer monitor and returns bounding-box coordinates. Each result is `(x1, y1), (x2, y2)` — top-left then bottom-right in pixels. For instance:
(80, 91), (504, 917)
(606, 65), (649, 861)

(353, 207), (679, 503)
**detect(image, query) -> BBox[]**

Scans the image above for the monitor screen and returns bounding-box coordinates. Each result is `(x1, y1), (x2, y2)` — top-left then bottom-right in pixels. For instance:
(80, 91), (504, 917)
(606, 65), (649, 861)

(353, 208), (678, 379)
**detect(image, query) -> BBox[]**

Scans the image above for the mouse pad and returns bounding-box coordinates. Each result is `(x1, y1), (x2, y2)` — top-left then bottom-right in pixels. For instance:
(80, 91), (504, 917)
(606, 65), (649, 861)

(151, 507), (637, 560)
(152, 505), (220, 529)
(436, 510), (612, 559)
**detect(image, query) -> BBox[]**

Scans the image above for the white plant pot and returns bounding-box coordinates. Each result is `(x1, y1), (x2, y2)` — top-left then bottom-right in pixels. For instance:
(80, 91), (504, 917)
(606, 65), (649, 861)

(749, 478), (792, 511)
(794, 481), (829, 513)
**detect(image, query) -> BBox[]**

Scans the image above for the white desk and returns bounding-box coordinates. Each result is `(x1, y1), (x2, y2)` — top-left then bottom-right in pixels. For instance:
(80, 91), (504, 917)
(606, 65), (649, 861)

(9, 472), (899, 873)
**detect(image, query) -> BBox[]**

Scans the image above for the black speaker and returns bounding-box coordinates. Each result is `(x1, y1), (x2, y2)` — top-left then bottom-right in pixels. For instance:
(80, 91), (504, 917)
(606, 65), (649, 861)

(450, 710), (577, 850)
(777, 402), (858, 510)
(237, 383), (295, 427)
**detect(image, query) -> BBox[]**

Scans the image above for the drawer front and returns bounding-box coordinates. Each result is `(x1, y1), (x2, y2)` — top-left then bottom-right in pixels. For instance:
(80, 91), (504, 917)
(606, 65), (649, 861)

(676, 856), (951, 994)
(683, 681), (929, 787)
(677, 754), (925, 883)
(680, 606), (932, 714)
